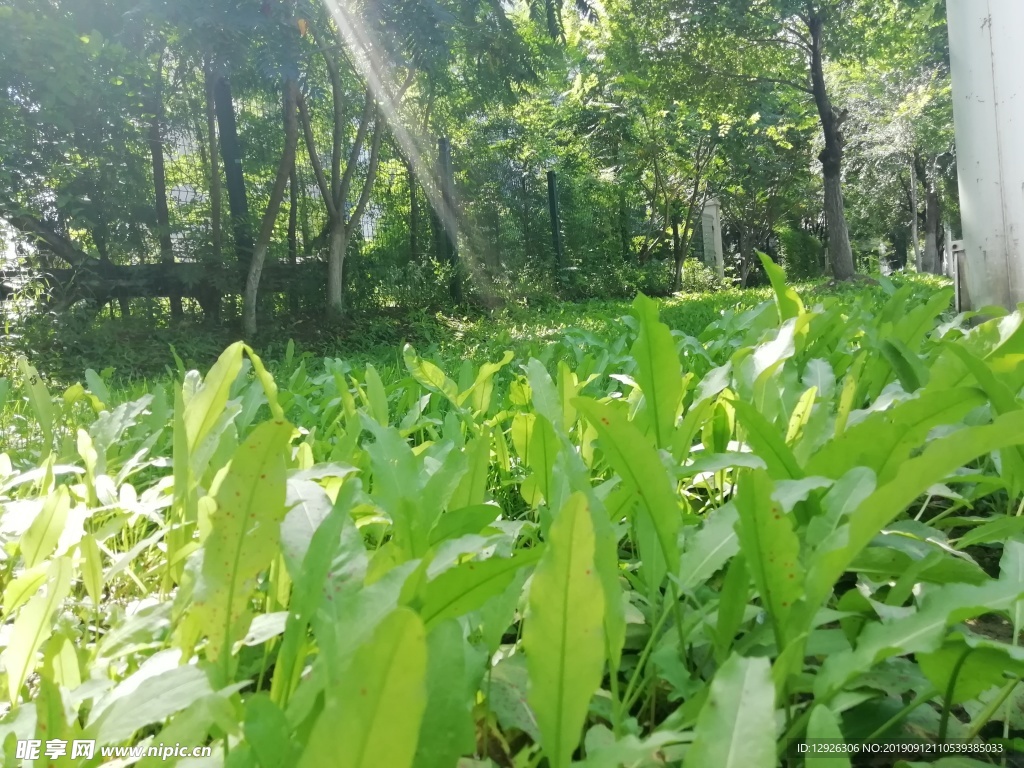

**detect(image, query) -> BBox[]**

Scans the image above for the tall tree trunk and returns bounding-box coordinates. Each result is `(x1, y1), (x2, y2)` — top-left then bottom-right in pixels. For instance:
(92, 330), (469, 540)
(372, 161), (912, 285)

(921, 156), (942, 274)
(409, 159), (419, 262)
(908, 157), (921, 270)
(204, 62), (222, 267)
(242, 80), (299, 338)
(200, 61), (223, 322)
(671, 213), (683, 292)
(739, 225), (754, 287)
(214, 73), (253, 265)
(807, 11), (856, 281)
(288, 160), (298, 314)
(149, 52), (183, 319)
(326, 221), (347, 316)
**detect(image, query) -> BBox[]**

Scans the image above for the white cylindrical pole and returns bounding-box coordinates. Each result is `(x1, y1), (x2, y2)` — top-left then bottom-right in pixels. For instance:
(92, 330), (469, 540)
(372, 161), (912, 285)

(947, 0), (1024, 312)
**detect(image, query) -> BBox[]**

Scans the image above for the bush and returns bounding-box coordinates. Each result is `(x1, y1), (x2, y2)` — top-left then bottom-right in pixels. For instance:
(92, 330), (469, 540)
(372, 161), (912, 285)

(776, 225), (824, 279)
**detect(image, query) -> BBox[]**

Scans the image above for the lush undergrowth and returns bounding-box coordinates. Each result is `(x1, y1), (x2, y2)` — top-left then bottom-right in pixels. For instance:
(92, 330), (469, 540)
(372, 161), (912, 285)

(3, 266), (1023, 767)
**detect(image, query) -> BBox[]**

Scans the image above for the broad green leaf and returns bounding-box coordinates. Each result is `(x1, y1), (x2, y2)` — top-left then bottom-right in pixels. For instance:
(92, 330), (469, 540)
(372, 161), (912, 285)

(816, 579), (1024, 697)
(17, 356), (53, 451)
(730, 399), (802, 479)
(363, 363), (389, 425)
(404, 344), (459, 403)
(245, 695), (298, 768)
(2, 557), (72, 702)
(0, 564), (48, 621)
(679, 502), (739, 591)
(448, 435), (491, 510)
(184, 342), (245, 452)
(525, 493), (606, 768)
(805, 706), (851, 768)
(189, 419), (292, 669)
(758, 251), (803, 322)
(807, 387), (986, 482)
(419, 549), (542, 629)
(459, 350), (514, 414)
(79, 533), (104, 607)
(87, 663), (215, 744)
(735, 471), (804, 645)
(413, 620), (479, 768)
(919, 635), (1024, 705)
(1001, 538), (1024, 637)
(574, 398), (682, 585)
(488, 654), (541, 741)
(631, 293), (682, 448)
(19, 486), (69, 568)
(807, 410), (1024, 609)
(300, 608), (428, 768)
(684, 654), (775, 768)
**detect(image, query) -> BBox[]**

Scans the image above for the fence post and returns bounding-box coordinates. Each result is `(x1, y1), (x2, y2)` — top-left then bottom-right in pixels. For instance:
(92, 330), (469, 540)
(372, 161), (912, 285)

(437, 137), (462, 302)
(547, 170), (565, 274)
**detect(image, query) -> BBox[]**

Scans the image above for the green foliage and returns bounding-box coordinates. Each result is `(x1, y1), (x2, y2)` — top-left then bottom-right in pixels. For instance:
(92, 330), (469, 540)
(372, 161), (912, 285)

(4, 275), (1024, 765)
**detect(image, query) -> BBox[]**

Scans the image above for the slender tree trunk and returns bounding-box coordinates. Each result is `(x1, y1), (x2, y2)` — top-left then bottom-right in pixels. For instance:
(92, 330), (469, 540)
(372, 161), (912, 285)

(205, 62), (222, 266)
(288, 160), (299, 314)
(149, 52), (183, 319)
(409, 159), (419, 262)
(202, 61), (223, 322)
(671, 213), (683, 292)
(214, 73), (253, 265)
(739, 225), (753, 287)
(242, 80), (299, 338)
(807, 11), (856, 281)
(921, 156), (942, 274)
(910, 156), (922, 270)
(326, 220), (347, 316)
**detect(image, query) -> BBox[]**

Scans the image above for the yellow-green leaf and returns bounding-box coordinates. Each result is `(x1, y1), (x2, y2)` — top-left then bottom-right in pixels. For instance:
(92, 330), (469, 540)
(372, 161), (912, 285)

(524, 492), (606, 768)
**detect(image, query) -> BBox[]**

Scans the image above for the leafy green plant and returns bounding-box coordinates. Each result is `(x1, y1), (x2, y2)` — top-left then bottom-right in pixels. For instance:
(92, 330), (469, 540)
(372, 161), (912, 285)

(1, 267), (1022, 767)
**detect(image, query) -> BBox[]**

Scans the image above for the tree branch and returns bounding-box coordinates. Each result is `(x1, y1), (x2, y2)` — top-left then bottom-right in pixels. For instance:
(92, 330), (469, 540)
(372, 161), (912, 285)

(297, 92), (338, 220)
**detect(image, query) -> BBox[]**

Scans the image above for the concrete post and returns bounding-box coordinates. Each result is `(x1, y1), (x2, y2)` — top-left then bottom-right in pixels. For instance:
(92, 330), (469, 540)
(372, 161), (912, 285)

(947, 1), (1024, 312)
(701, 198), (725, 281)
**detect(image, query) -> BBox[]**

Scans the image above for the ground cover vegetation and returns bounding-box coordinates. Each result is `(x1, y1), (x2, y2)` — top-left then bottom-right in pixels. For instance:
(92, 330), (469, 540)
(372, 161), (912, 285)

(3, 266), (1024, 767)
(1, 0), (1007, 765)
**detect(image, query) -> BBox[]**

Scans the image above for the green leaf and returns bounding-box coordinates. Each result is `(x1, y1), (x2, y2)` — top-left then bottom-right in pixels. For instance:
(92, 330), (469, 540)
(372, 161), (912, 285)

(735, 471), (805, 645)
(816, 579), (1024, 698)
(413, 620), (479, 768)
(758, 251), (803, 322)
(189, 419), (292, 668)
(730, 399), (802, 480)
(807, 410), (1024, 609)
(684, 654), (776, 768)
(17, 356), (53, 451)
(805, 706), (851, 768)
(20, 486), (70, 568)
(184, 342), (245, 453)
(404, 344), (459, 404)
(680, 502), (740, 591)
(525, 492), (606, 768)
(245, 695), (298, 768)
(2, 558), (72, 702)
(574, 398), (682, 587)
(363, 363), (389, 426)
(631, 293), (683, 447)
(299, 608), (428, 768)
(87, 663), (215, 744)
(419, 549), (542, 629)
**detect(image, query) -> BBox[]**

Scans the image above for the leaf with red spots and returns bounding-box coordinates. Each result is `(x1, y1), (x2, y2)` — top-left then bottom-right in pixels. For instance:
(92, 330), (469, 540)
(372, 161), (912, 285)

(190, 419), (293, 670)
(735, 469), (805, 648)
(299, 608), (427, 768)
